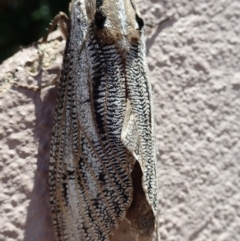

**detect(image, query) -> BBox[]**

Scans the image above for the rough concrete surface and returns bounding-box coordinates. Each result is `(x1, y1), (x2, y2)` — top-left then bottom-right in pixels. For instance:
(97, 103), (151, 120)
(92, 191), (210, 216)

(0, 0), (240, 240)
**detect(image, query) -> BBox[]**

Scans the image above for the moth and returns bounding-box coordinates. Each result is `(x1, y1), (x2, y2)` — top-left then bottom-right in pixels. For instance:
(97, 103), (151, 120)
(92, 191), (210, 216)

(48, 0), (157, 240)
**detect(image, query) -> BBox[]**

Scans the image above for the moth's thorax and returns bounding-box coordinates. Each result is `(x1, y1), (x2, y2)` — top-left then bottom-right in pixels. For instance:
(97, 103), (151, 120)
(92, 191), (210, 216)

(71, 0), (144, 52)
(100, 0), (138, 33)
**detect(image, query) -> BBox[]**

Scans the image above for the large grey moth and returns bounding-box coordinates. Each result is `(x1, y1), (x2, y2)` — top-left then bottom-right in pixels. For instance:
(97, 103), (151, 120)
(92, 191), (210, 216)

(49, 0), (157, 240)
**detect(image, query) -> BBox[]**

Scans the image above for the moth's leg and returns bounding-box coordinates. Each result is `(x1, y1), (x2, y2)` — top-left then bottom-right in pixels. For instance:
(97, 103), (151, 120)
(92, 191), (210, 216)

(42, 12), (70, 42)
(12, 13), (69, 91)
(145, 12), (174, 28)
(13, 72), (60, 91)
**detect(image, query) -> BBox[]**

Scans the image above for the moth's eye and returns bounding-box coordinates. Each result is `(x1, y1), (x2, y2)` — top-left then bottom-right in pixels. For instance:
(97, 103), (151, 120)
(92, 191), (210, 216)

(94, 10), (106, 29)
(96, 0), (103, 8)
(136, 14), (144, 30)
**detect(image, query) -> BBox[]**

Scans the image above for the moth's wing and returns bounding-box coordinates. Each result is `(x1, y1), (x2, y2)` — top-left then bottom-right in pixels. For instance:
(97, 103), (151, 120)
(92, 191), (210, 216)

(121, 41), (158, 240)
(49, 32), (134, 241)
(49, 69), (133, 241)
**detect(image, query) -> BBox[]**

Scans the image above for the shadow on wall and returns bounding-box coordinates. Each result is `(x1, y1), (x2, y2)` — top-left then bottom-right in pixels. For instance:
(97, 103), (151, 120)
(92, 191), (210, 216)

(22, 85), (57, 241)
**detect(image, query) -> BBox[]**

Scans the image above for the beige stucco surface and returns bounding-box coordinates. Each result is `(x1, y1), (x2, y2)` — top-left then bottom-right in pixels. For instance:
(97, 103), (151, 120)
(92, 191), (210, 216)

(0, 0), (240, 240)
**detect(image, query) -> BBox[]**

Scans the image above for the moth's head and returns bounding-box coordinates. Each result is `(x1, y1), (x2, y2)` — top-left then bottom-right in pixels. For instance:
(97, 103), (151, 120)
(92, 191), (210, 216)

(71, 0), (144, 47)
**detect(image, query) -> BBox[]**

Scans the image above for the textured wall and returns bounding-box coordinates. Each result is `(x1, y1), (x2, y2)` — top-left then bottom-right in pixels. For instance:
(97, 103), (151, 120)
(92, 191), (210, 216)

(0, 0), (240, 240)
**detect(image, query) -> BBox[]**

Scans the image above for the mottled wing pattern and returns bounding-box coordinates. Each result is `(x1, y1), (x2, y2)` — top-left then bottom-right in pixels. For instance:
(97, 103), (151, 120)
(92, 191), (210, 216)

(49, 0), (157, 241)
